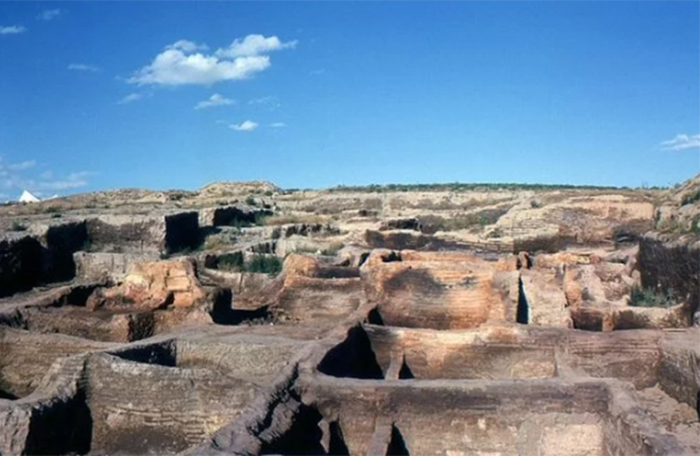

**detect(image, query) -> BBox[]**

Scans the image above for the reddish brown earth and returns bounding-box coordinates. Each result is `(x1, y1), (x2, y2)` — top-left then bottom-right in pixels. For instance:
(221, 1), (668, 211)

(0, 178), (698, 455)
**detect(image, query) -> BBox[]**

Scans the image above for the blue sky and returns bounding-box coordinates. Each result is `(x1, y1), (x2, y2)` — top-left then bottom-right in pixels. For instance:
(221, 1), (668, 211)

(0, 1), (698, 198)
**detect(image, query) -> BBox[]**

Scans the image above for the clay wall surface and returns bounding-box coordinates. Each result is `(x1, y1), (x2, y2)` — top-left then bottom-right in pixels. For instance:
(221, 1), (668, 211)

(85, 353), (258, 454)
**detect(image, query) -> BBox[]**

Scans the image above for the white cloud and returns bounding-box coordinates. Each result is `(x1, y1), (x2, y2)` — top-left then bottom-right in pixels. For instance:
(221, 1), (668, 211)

(167, 40), (208, 53)
(195, 93), (235, 110)
(248, 96), (280, 108)
(128, 35), (295, 86)
(660, 134), (700, 151)
(117, 93), (143, 105)
(7, 160), (36, 171)
(129, 48), (269, 86)
(33, 172), (92, 191)
(216, 34), (297, 58)
(68, 63), (100, 72)
(35, 176), (89, 191)
(38, 9), (61, 21)
(0, 157), (92, 196)
(0, 25), (27, 35)
(230, 120), (258, 132)
(270, 122), (286, 128)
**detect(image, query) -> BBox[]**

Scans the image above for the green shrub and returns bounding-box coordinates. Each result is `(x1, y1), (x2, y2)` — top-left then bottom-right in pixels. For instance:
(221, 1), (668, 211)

(218, 252), (245, 271)
(681, 190), (700, 206)
(629, 285), (677, 308)
(245, 196), (257, 206)
(218, 253), (282, 277)
(246, 254), (283, 276)
(10, 221), (27, 231)
(417, 208), (508, 234)
(320, 242), (344, 256)
(291, 245), (319, 254)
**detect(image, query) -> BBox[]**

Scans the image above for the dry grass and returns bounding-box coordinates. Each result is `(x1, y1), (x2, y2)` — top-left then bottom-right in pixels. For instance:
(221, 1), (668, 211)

(262, 213), (332, 226)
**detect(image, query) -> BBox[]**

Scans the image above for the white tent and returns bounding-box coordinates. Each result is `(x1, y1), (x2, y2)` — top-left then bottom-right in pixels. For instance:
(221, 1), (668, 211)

(19, 190), (40, 203)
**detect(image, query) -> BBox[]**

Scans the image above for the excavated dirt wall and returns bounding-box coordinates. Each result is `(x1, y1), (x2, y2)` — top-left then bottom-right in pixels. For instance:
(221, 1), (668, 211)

(0, 235), (42, 297)
(638, 235), (700, 316)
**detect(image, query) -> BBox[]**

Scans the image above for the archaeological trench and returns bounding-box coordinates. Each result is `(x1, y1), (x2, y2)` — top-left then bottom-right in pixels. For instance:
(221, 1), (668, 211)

(0, 179), (698, 455)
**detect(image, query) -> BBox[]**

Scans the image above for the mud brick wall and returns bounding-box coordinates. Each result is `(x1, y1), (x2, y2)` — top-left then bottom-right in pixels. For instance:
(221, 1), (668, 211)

(276, 276), (363, 322)
(309, 380), (611, 456)
(362, 262), (497, 329)
(0, 329), (110, 398)
(23, 308), (151, 343)
(74, 251), (159, 281)
(86, 216), (167, 252)
(176, 340), (302, 386)
(85, 354), (258, 454)
(557, 331), (662, 389)
(658, 336), (700, 410)
(364, 325), (557, 380)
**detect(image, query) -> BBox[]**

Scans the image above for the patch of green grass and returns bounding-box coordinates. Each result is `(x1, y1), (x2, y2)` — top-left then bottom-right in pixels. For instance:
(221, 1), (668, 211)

(218, 252), (282, 277)
(10, 221), (27, 231)
(417, 208), (509, 233)
(246, 254), (283, 276)
(261, 213), (330, 226)
(681, 189), (700, 206)
(629, 285), (678, 308)
(327, 182), (645, 194)
(218, 252), (245, 270)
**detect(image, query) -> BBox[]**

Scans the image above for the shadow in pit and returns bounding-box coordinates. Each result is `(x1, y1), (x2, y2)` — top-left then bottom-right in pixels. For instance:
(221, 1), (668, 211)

(516, 276), (529, 325)
(317, 325), (384, 380)
(398, 357), (414, 380)
(387, 425), (410, 456)
(111, 340), (177, 367)
(0, 388), (17, 400)
(366, 307), (385, 326)
(210, 289), (273, 325)
(260, 404), (328, 455)
(23, 384), (93, 455)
